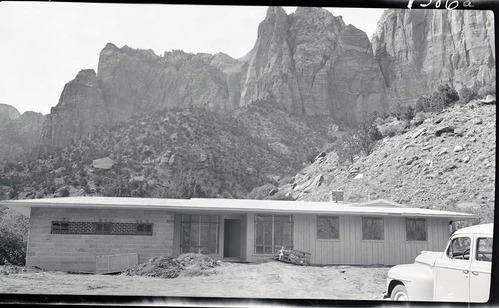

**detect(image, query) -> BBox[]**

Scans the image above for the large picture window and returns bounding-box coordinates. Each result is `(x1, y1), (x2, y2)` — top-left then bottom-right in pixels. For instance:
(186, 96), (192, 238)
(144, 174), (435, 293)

(254, 214), (293, 254)
(180, 215), (219, 254)
(317, 216), (340, 239)
(362, 217), (384, 240)
(406, 218), (427, 241)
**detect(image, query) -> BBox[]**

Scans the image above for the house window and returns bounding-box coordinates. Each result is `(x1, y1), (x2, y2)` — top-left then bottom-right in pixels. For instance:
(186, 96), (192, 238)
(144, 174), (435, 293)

(180, 215), (219, 254)
(254, 214), (293, 254)
(317, 216), (339, 239)
(51, 221), (69, 234)
(406, 218), (427, 241)
(50, 221), (154, 236)
(94, 222), (112, 234)
(362, 217), (384, 240)
(136, 223), (153, 235)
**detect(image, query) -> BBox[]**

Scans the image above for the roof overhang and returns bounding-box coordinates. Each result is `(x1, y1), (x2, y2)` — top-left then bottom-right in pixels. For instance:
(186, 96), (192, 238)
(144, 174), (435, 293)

(0, 197), (477, 220)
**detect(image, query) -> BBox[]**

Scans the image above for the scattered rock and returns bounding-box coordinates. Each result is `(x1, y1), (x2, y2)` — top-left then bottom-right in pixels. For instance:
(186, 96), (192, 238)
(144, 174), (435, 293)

(453, 146), (464, 152)
(354, 173), (364, 179)
(472, 118), (483, 125)
(349, 166), (360, 174)
(463, 156), (470, 163)
(478, 95), (496, 105)
(443, 164), (457, 172)
(92, 157), (115, 170)
(438, 148), (448, 155)
(315, 151), (327, 161)
(435, 126), (454, 137)
(412, 127), (427, 139)
(269, 188), (278, 196)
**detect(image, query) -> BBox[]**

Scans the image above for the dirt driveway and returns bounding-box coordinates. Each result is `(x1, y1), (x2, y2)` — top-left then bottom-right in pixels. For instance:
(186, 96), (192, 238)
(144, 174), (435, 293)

(0, 261), (389, 301)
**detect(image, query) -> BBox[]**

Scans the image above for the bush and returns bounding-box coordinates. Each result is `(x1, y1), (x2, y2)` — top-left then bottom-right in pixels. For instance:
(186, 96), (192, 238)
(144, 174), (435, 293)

(458, 85), (478, 103)
(0, 229), (26, 265)
(59, 187), (70, 197)
(414, 84), (459, 113)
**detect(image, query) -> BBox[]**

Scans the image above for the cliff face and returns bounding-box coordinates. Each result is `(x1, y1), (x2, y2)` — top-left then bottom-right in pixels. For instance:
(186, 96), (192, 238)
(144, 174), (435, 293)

(40, 7), (388, 148)
(41, 69), (109, 147)
(0, 104), (44, 161)
(0, 104), (21, 120)
(97, 43), (235, 123)
(372, 9), (495, 103)
(241, 7), (386, 122)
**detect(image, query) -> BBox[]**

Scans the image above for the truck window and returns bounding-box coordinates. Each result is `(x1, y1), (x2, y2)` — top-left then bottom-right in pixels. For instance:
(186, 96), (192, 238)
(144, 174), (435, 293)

(446, 237), (471, 260)
(476, 238), (493, 262)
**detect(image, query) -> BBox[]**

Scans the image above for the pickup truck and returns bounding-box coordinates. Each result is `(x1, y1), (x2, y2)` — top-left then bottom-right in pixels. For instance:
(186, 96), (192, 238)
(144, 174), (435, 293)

(383, 223), (493, 302)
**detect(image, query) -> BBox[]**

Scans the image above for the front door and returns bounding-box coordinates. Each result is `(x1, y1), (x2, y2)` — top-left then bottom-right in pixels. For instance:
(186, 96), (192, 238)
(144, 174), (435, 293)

(224, 219), (241, 258)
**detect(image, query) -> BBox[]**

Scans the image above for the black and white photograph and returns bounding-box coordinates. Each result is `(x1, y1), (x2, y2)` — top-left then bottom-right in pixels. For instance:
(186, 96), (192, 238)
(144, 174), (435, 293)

(0, 0), (496, 305)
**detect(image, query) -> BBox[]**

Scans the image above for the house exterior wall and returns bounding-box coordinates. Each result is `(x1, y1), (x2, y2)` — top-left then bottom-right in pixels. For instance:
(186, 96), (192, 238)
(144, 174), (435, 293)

(244, 213), (450, 265)
(293, 214), (450, 265)
(27, 207), (174, 272)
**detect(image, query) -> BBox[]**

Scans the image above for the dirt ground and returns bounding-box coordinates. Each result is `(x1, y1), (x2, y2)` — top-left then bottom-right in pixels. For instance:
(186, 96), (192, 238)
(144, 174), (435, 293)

(0, 260), (388, 301)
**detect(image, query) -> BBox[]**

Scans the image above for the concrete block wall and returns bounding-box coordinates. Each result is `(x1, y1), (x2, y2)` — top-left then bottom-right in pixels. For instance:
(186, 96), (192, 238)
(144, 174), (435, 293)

(27, 207), (174, 272)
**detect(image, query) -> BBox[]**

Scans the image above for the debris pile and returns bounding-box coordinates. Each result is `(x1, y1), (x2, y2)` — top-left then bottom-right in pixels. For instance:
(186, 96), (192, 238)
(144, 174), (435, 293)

(273, 247), (311, 266)
(122, 253), (220, 279)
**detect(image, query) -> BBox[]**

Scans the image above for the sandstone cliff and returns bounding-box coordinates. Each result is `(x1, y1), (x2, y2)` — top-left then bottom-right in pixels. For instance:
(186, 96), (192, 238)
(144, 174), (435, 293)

(241, 7), (386, 123)
(0, 104), (21, 121)
(40, 7), (388, 148)
(372, 9), (495, 104)
(40, 69), (109, 148)
(0, 104), (45, 161)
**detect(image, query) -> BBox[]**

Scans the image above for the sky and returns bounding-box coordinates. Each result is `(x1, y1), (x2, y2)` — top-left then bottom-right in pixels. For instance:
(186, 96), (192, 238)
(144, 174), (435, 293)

(0, 2), (385, 115)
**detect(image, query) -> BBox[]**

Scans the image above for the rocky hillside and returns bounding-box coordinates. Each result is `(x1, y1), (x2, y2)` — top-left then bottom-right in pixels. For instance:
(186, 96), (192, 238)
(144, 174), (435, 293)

(372, 9), (495, 105)
(266, 98), (495, 223)
(1, 101), (336, 200)
(0, 104), (45, 161)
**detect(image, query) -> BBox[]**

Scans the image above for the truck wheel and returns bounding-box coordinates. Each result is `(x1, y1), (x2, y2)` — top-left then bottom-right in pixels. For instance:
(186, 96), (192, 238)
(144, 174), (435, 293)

(391, 284), (409, 301)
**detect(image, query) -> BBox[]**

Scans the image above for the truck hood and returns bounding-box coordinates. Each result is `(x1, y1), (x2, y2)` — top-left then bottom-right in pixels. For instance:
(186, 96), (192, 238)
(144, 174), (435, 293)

(414, 251), (443, 266)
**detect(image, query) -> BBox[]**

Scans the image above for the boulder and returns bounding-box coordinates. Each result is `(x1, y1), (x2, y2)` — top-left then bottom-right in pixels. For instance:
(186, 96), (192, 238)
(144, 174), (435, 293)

(92, 157), (115, 170)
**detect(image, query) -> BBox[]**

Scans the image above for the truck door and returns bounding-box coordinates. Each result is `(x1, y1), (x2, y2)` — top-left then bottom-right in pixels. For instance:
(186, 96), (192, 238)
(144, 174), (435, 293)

(469, 236), (492, 303)
(433, 236), (471, 302)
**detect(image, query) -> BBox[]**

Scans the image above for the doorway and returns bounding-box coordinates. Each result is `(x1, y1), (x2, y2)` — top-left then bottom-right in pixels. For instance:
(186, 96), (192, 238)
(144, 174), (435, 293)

(223, 219), (241, 258)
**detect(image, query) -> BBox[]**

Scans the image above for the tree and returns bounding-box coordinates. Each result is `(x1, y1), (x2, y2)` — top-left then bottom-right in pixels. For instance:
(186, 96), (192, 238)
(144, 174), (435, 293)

(335, 117), (383, 164)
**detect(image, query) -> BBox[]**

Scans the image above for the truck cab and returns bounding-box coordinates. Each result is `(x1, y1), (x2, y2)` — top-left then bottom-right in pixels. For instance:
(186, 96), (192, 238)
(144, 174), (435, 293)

(384, 223), (493, 302)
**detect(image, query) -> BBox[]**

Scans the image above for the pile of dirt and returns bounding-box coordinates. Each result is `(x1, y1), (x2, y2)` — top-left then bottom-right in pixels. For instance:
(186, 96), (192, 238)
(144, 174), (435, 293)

(176, 253), (220, 270)
(0, 264), (43, 275)
(122, 253), (219, 279)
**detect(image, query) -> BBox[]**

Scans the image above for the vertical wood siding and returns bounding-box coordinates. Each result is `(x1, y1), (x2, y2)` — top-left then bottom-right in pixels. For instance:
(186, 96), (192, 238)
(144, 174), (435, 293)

(292, 214), (450, 265)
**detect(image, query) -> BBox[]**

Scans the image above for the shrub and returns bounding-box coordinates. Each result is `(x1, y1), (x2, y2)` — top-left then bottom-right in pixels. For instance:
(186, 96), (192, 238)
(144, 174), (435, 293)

(414, 84), (459, 113)
(59, 187), (70, 197)
(0, 229), (26, 265)
(458, 85), (478, 103)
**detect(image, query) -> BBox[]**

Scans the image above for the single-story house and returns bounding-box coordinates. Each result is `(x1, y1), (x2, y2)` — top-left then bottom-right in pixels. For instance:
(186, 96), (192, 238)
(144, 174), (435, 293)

(2, 196), (476, 273)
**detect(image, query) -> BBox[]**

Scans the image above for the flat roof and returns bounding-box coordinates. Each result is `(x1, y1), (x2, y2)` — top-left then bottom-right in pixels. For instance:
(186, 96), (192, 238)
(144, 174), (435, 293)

(1, 196), (476, 220)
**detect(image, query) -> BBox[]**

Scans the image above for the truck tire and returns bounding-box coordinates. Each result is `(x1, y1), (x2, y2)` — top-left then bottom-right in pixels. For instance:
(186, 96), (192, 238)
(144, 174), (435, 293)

(391, 284), (409, 301)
